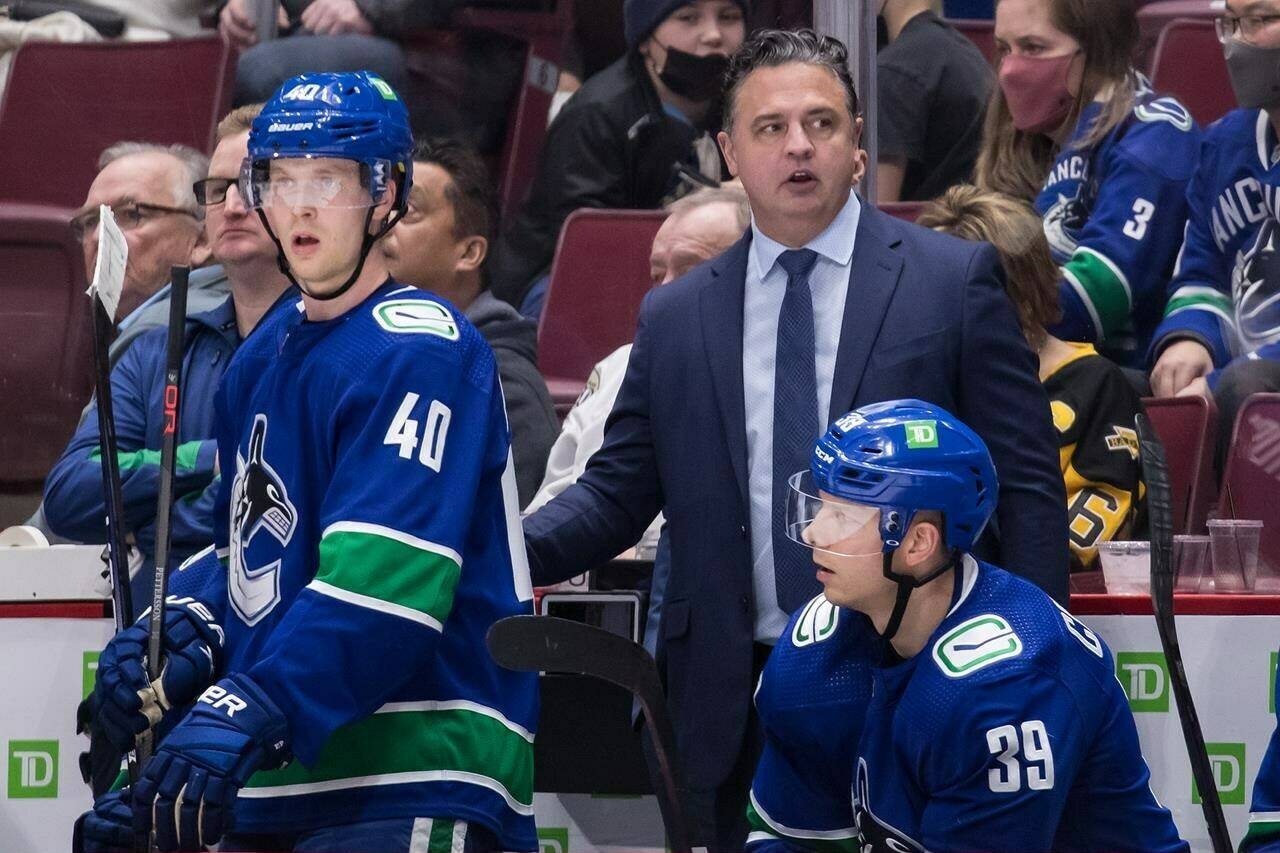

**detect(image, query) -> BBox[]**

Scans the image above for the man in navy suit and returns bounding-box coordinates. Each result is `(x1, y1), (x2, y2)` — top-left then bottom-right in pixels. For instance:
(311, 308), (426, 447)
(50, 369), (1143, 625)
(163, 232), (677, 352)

(524, 28), (1067, 850)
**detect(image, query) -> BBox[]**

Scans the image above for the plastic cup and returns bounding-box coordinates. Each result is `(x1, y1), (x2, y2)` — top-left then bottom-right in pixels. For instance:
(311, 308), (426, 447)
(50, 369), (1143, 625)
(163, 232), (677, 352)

(1173, 535), (1211, 594)
(1209, 519), (1263, 593)
(1097, 540), (1150, 595)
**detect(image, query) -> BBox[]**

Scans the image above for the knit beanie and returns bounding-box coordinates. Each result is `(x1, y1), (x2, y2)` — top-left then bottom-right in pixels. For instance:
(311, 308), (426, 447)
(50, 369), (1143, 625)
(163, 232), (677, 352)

(624, 0), (750, 50)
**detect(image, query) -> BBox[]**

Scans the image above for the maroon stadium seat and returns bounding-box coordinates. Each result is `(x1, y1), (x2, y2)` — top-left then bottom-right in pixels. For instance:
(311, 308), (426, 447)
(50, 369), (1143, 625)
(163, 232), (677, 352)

(948, 18), (996, 65)
(1141, 395), (1219, 534)
(1219, 393), (1280, 571)
(0, 36), (234, 208)
(879, 201), (926, 223)
(1149, 18), (1234, 126)
(1136, 0), (1215, 70)
(0, 203), (93, 489)
(537, 208), (667, 414)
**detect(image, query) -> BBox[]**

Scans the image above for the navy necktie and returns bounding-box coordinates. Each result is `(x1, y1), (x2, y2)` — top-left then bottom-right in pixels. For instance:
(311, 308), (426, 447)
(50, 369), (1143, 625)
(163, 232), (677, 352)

(772, 248), (821, 614)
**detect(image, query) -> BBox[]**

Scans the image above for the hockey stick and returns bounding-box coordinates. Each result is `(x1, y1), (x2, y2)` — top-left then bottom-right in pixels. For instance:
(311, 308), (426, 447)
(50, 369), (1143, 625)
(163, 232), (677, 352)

(134, 266), (189, 773)
(486, 616), (703, 853)
(89, 295), (133, 632)
(1136, 413), (1231, 853)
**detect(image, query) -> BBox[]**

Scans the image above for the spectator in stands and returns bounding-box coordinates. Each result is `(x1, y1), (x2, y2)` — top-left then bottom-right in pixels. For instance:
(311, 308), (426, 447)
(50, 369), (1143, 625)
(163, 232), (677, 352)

(975, 0), (1201, 369)
(920, 185), (1142, 570)
(876, 0), (993, 202)
(44, 105), (293, 614)
(219, 0), (409, 105)
(73, 142), (212, 328)
(82, 0), (206, 39)
(489, 0), (748, 318)
(522, 29), (1066, 849)
(382, 137), (558, 507)
(1150, 0), (1280, 468)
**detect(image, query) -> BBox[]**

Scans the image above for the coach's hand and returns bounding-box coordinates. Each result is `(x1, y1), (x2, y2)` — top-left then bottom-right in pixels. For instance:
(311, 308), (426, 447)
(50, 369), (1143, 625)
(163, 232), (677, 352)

(133, 674), (291, 851)
(94, 597), (224, 753)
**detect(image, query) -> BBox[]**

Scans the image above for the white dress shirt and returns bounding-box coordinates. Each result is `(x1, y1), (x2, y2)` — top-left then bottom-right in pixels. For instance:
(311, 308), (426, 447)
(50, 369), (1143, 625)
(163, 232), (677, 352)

(743, 190), (860, 642)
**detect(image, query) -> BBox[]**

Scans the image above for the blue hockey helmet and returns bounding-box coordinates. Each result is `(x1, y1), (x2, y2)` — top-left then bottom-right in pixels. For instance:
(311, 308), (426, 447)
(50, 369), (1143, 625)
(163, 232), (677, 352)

(804, 399), (998, 553)
(246, 71), (413, 216)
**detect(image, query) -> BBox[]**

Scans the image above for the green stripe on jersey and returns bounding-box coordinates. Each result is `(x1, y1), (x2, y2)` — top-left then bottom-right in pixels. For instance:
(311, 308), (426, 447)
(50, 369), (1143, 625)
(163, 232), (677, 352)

(746, 797), (858, 852)
(244, 704), (534, 808)
(1063, 248), (1131, 336)
(89, 440), (206, 473)
(315, 526), (461, 626)
(1164, 287), (1234, 320)
(1246, 813), (1280, 845)
(429, 817), (459, 853)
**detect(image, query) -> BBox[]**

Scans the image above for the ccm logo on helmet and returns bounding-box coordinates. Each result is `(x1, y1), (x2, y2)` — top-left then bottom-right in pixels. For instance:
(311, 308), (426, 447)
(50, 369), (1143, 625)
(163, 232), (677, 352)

(199, 685), (247, 717)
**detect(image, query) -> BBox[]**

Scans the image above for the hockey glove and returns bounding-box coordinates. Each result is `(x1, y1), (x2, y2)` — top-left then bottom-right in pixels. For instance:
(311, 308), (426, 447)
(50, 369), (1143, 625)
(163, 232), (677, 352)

(133, 673), (291, 851)
(94, 596), (224, 753)
(72, 787), (133, 853)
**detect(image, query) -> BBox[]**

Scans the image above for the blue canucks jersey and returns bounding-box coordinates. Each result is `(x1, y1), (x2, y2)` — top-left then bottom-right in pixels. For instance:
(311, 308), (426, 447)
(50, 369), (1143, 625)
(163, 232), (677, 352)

(1245, 655), (1280, 852)
(854, 557), (1185, 853)
(746, 595), (878, 852)
(1154, 109), (1280, 369)
(1036, 79), (1200, 366)
(167, 281), (538, 848)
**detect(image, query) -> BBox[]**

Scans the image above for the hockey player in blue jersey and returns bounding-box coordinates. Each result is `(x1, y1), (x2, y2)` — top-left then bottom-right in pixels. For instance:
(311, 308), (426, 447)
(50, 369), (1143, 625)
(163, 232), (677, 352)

(976, 0), (1200, 367)
(78, 71), (538, 853)
(747, 399), (1187, 852)
(1246, 654), (1280, 851)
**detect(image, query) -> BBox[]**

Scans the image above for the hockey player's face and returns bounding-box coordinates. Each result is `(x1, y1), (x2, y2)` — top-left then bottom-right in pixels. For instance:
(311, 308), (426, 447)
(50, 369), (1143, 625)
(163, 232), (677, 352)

(263, 158), (378, 293)
(806, 495), (887, 607)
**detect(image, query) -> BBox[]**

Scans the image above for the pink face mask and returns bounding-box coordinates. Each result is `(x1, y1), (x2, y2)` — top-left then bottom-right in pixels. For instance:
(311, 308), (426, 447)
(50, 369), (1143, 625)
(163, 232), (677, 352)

(998, 51), (1081, 134)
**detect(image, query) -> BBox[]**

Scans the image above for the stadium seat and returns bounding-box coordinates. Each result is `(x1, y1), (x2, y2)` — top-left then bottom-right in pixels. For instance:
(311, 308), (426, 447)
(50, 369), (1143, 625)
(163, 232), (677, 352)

(0, 204), (93, 489)
(454, 1), (575, 218)
(1136, 0), (1215, 70)
(537, 208), (668, 414)
(1149, 18), (1234, 127)
(0, 36), (234, 208)
(1219, 393), (1280, 570)
(1141, 395), (1219, 535)
(948, 18), (996, 65)
(879, 201), (926, 223)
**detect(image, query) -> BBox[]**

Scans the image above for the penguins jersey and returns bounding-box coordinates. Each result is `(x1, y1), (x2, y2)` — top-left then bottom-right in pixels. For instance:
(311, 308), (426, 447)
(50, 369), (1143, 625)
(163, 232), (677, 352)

(1042, 343), (1144, 570)
(166, 281), (538, 849)
(1246, 665), (1280, 852)
(1036, 78), (1200, 366)
(1153, 109), (1280, 367)
(852, 556), (1187, 853)
(746, 595), (878, 852)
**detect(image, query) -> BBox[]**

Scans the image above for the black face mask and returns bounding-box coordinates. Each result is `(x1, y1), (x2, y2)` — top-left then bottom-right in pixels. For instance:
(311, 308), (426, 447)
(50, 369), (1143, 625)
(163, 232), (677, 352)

(655, 44), (729, 102)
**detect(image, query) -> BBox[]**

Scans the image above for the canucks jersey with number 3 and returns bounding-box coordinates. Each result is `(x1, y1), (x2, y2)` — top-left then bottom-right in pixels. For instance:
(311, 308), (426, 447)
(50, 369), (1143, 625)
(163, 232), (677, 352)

(745, 595), (878, 853)
(166, 281), (538, 848)
(852, 556), (1186, 853)
(1036, 79), (1200, 366)
(1153, 109), (1280, 367)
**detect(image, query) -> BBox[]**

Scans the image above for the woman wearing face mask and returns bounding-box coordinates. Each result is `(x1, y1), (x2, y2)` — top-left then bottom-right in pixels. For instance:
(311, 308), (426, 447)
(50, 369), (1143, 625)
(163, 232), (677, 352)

(975, 0), (1201, 369)
(489, 0), (747, 317)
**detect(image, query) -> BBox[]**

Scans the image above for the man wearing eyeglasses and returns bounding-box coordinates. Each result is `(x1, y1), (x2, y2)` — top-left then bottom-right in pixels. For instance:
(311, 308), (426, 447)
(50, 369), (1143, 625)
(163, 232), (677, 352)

(1149, 0), (1280, 469)
(44, 106), (294, 618)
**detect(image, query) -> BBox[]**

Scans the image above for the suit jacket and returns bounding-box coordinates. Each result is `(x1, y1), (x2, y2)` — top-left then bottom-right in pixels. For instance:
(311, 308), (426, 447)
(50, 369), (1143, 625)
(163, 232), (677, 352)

(523, 201), (1068, 790)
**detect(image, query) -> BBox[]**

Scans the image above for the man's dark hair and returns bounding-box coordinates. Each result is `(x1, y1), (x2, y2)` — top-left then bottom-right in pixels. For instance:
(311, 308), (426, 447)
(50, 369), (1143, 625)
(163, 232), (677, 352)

(411, 138), (494, 242)
(721, 28), (860, 131)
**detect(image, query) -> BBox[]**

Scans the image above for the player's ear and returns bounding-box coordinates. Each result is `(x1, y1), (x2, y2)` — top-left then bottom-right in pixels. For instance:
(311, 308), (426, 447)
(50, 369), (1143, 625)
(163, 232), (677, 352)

(902, 516), (944, 572)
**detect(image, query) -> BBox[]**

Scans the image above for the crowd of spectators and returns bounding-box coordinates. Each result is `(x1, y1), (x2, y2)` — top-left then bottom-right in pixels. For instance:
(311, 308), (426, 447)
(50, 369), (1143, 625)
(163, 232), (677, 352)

(10, 0), (1280, 848)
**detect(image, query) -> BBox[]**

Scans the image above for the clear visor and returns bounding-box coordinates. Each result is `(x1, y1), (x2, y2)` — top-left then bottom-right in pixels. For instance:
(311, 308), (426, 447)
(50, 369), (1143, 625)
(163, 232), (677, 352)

(244, 156), (383, 210)
(785, 471), (884, 558)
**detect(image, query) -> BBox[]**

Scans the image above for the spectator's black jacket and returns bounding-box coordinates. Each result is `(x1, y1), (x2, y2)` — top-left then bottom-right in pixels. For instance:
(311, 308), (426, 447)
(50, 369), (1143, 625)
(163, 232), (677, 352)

(465, 290), (559, 507)
(489, 52), (704, 307)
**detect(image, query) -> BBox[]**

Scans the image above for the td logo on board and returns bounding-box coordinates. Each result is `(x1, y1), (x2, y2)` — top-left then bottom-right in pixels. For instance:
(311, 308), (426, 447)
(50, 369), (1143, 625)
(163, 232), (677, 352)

(538, 827), (569, 853)
(1115, 652), (1169, 713)
(1193, 743), (1247, 806)
(8, 740), (58, 799)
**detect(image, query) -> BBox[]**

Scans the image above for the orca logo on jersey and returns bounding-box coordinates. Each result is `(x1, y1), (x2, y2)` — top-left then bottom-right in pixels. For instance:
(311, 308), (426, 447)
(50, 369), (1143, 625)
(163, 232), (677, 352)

(1043, 189), (1090, 260)
(229, 415), (297, 626)
(852, 757), (926, 853)
(1231, 218), (1280, 351)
